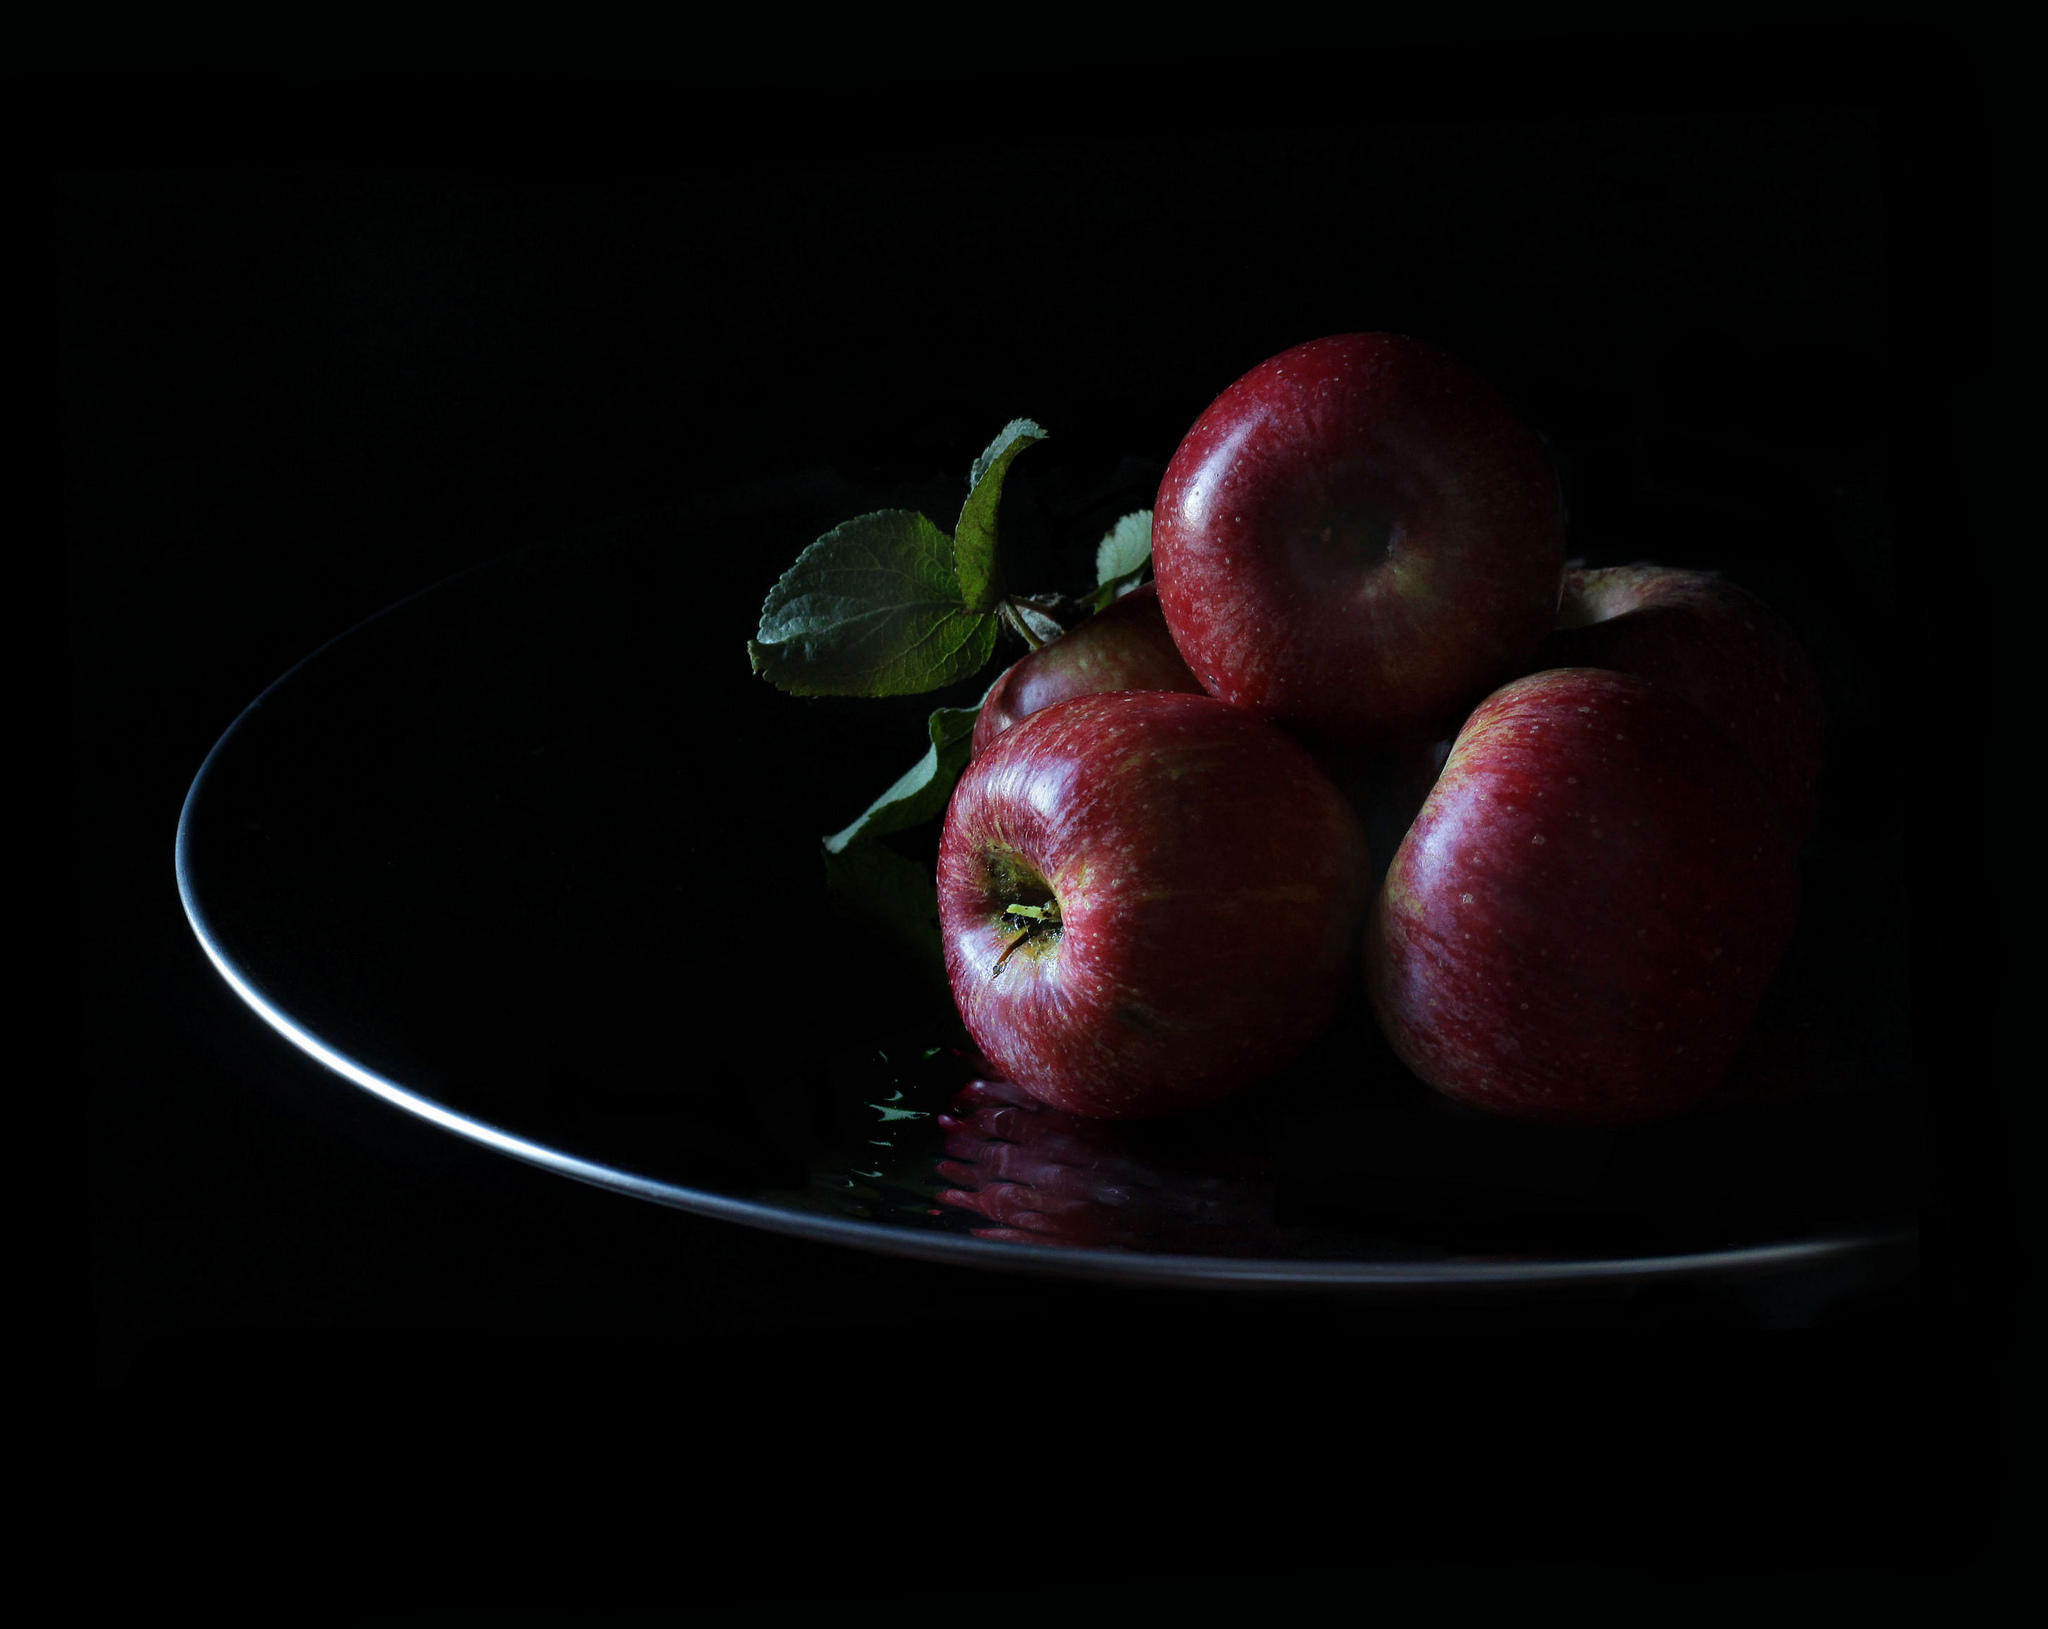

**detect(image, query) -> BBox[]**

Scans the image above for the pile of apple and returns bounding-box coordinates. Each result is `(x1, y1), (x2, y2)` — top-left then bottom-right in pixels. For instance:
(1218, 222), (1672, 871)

(939, 333), (1824, 1126)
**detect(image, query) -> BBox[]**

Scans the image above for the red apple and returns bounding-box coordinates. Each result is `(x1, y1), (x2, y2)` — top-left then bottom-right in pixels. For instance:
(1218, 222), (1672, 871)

(1538, 564), (1825, 843)
(938, 689), (1370, 1119)
(1152, 332), (1565, 749)
(1367, 667), (1799, 1126)
(971, 582), (1203, 759)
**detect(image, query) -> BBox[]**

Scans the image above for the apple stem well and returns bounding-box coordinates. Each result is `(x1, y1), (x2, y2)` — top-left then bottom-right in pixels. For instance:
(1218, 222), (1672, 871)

(980, 848), (1063, 975)
(992, 902), (1062, 975)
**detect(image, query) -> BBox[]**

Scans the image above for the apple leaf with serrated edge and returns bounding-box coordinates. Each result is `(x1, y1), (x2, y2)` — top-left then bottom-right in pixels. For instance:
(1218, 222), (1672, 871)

(823, 699), (983, 854)
(821, 837), (953, 999)
(748, 509), (998, 697)
(1085, 509), (1152, 611)
(953, 419), (1046, 614)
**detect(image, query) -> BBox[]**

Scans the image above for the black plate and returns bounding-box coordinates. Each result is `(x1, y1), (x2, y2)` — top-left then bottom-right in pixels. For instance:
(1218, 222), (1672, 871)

(175, 477), (1920, 1291)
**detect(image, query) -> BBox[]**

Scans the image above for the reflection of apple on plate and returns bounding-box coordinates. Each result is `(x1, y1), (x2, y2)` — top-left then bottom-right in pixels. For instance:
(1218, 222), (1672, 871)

(934, 1077), (1282, 1252)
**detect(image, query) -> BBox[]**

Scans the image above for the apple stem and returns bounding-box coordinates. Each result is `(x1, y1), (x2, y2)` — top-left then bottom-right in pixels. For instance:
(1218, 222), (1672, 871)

(991, 928), (1030, 976)
(991, 899), (1061, 975)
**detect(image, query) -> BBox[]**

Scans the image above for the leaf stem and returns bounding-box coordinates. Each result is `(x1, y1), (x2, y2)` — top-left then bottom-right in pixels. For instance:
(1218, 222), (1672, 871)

(999, 599), (1045, 652)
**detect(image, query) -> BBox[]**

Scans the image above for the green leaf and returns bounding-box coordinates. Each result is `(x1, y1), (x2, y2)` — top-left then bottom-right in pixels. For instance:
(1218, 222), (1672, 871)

(821, 838), (950, 995)
(823, 701), (982, 854)
(1084, 510), (1154, 613)
(1095, 508), (1152, 588)
(953, 418), (1047, 614)
(749, 510), (999, 697)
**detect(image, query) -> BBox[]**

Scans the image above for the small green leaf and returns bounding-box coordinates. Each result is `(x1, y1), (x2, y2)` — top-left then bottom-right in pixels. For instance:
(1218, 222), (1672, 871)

(953, 419), (1047, 614)
(823, 701), (982, 854)
(1082, 508), (1153, 612)
(1089, 510), (1155, 610)
(1095, 508), (1153, 587)
(749, 510), (999, 697)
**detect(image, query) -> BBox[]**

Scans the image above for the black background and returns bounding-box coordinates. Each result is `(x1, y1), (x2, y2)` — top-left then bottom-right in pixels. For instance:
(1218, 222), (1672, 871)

(42, 12), (2029, 1618)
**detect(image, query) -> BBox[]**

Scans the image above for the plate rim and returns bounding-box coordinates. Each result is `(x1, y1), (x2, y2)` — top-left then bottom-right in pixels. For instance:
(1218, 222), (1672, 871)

(172, 515), (1920, 1295)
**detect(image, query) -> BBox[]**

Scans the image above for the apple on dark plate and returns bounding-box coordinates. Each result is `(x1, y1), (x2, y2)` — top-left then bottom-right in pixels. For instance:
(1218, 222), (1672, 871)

(1152, 332), (1566, 750)
(1368, 666), (1800, 1127)
(938, 689), (1370, 1120)
(970, 582), (1203, 759)
(1539, 563), (1827, 843)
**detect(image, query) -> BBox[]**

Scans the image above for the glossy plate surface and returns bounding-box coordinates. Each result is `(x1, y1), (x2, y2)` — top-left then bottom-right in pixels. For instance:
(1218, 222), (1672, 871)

(176, 480), (1920, 1290)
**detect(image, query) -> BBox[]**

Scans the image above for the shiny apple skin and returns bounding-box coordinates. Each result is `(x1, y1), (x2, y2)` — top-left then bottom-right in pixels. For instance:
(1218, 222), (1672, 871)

(1367, 667), (1799, 1126)
(939, 690), (1371, 1119)
(1152, 332), (1565, 750)
(1541, 564), (1826, 844)
(970, 583), (1204, 759)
